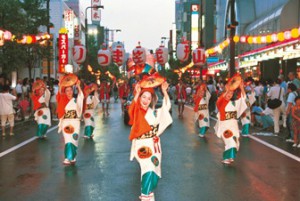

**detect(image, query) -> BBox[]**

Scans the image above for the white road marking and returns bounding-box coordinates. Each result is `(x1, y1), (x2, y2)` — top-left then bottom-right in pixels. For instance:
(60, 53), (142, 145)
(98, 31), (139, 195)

(185, 105), (300, 163)
(0, 125), (58, 158)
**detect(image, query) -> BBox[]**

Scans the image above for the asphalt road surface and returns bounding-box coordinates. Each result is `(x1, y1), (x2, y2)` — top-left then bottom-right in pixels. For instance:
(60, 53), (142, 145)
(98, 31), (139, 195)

(0, 102), (299, 201)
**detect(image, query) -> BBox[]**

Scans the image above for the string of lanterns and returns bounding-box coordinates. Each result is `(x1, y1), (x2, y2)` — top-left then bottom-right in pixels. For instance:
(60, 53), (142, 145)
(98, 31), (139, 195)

(0, 29), (51, 46)
(206, 26), (300, 56)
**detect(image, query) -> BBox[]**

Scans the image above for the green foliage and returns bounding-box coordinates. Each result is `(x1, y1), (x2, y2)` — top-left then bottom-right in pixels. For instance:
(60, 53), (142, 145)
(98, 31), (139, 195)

(0, 0), (49, 78)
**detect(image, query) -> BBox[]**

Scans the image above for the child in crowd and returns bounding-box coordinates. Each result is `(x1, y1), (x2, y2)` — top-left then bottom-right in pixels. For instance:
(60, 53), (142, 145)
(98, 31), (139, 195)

(19, 95), (30, 119)
(292, 96), (300, 148)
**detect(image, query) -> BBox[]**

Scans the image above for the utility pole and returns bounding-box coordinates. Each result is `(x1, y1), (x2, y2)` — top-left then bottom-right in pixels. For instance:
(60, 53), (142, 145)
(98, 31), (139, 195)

(46, 0), (50, 80)
(229, 0), (238, 77)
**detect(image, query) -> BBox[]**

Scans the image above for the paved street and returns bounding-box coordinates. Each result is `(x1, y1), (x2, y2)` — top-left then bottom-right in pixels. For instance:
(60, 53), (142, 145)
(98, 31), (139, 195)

(0, 102), (300, 201)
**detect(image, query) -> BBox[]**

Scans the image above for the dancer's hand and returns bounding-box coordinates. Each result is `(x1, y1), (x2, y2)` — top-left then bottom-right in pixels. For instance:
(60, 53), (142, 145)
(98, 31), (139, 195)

(161, 82), (169, 94)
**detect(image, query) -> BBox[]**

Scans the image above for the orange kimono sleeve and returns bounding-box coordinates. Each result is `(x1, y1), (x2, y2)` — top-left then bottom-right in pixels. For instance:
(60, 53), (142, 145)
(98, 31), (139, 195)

(216, 95), (230, 121)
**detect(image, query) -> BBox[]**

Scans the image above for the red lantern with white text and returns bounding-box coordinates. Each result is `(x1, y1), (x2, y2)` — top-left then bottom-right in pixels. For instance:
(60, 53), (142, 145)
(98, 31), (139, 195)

(155, 45), (168, 65)
(176, 40), (190, 62)
(112, 44), (125, 66)
(97, 48), (111, 67)
(132, 43), (146, 66)
(193, 48), (206, 66)
(72, 45), (86, 64)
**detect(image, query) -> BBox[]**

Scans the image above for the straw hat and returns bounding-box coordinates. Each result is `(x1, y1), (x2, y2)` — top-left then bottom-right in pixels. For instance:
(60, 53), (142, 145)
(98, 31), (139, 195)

(139, 72), (166, 88)
(32, 80), (45, 91)
(60, 74), (78, 87)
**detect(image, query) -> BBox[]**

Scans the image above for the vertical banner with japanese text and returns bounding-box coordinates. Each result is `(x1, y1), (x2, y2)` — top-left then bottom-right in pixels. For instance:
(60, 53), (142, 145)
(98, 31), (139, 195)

(91, 0), (101, 22)
(58, 32), (68, 73)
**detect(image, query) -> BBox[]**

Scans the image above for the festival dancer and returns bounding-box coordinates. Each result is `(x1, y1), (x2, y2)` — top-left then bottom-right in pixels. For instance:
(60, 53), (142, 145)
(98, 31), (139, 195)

(175, 79), (187, 118)
(99, 79), (111, 116)
(193, 83), (211, 137)
(117, 79), (129, 114)
(215, 74), (247, 164)
(129, 77), (172, 201)
(241, 83), (256, 137)
(83, 83), (99, 139)
(56, 74), (83, 165)
(32, 80), (51, 138)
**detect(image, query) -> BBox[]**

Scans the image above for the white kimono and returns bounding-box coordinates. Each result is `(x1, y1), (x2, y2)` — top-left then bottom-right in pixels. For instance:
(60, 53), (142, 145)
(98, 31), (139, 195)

(215, 94), (247, 160)
(83, 93), (99, 137)
(58, 91), (83, 161)
(194, 90), (211, 130)
(34, 89), (51, 137)
(130, 96), (172, 196)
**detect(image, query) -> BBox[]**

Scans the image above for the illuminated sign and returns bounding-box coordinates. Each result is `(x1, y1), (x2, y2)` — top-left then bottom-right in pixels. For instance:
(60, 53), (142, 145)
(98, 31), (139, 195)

(191, 4), (199, 50)
(58, 32), (68, 73)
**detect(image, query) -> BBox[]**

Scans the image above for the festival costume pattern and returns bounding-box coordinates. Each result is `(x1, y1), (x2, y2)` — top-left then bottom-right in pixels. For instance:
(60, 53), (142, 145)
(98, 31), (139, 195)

(241, 91), (256, 136)
(215, 93), (247, 162)
(32, 89), (51, 138)
(194, 90), (211, 136)
(129, 96), (172, 200)
(83, 93), (99, 138)
(57, 91), (83, 163)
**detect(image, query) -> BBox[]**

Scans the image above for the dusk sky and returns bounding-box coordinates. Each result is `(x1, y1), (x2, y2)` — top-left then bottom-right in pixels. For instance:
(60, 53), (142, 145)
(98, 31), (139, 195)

(88, 0), (175, 52)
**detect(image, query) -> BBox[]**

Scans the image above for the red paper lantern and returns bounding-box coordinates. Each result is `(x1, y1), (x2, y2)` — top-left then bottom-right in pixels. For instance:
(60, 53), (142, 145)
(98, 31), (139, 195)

(112, 44), (125, 66)
(155, 45), (168, 65)
(72, 45), (86, 64)
(192, 48), (206, 66)
(132, 43), (146, 65)
(97, 48), (111, 67)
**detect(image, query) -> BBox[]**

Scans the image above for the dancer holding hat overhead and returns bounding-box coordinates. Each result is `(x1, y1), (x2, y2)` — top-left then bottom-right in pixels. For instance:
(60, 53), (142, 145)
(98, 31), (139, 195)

(83, 83), (99, 139)
(193, 83), (211, 137)
(128, 73), (172, 201)
(56, 74), (83, 165)
(31, 80), (51, 138)
(215, 74), (247, 164)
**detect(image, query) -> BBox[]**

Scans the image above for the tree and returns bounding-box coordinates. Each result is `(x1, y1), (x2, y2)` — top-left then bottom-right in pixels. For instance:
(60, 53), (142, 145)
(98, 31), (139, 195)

(0, 0), (50, 79)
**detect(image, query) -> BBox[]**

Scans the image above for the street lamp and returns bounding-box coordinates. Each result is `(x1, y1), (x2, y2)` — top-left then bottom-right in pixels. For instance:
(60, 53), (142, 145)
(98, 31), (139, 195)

(85, 5), (104, 50)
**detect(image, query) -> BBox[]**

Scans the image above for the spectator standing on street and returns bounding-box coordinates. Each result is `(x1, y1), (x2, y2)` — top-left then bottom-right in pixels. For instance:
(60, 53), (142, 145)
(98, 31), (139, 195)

(267, 79), (286, 134)
(254, 81), (264, 107)
(22, 78), (30, 98)
(292, 97), (300, 148)
(288, 72), (300, 89)
(285, 83), (298, 142)
(0, 85), (17, 137)
(175, 80), (187, 118)
(15, 79), (23, 97)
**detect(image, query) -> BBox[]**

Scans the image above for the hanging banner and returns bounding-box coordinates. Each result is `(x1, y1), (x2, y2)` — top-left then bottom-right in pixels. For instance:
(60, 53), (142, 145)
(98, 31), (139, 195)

(58, 29), (69, 73)
(64, 9), (74, 38)
(91, 0), (101, 22)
